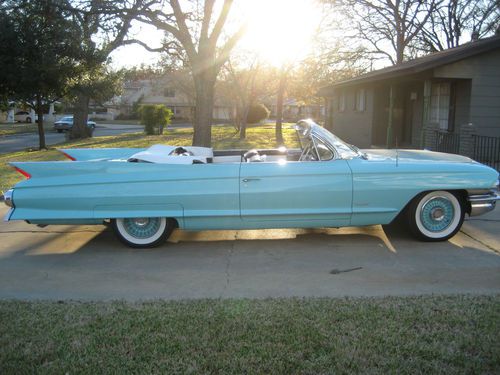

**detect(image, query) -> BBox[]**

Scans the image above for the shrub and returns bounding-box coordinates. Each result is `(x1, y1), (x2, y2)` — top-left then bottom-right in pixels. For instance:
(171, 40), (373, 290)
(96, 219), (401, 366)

(139, 105), (173, 135)
(246, 103), (270, 124)
(130, 94), (144, 120)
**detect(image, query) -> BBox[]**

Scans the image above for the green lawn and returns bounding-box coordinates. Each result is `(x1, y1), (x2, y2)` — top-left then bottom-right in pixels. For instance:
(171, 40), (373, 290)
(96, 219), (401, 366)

(0, 122), (53, 137)
(0, 124), (297, 192)
(0, 296), (498, 374)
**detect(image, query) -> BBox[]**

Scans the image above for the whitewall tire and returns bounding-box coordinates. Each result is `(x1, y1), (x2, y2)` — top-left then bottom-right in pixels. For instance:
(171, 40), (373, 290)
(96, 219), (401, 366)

(112, 217), (175, 248)
(408, 191), (464, 241)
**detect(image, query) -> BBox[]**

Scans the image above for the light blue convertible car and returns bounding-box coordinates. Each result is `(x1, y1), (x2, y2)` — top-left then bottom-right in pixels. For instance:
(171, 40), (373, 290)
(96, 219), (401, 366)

(3, 120), (499, 248)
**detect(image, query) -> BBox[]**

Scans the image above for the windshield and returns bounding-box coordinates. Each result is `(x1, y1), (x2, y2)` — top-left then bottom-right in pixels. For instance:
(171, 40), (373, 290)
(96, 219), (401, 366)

(312, 125), (358, 159)
(61, 116), (73, 122)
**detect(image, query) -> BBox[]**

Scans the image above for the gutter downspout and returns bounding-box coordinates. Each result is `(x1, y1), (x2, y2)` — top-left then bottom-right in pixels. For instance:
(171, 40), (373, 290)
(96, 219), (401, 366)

(386, 85), (393, 148)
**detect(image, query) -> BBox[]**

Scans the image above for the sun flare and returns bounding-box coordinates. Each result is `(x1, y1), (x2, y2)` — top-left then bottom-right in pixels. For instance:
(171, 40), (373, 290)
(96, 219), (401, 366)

(240, 0), (322, 66)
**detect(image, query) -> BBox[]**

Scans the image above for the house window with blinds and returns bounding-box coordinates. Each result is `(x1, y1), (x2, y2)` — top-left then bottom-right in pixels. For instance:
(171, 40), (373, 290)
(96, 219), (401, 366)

(338, 91), (346, 112)
(430, 83), (451, 131)
(355, 88), (365, 112)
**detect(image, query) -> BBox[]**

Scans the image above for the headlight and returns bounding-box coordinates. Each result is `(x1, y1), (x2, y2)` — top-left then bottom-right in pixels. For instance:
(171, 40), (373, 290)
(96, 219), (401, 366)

(3, 189), (14, 208)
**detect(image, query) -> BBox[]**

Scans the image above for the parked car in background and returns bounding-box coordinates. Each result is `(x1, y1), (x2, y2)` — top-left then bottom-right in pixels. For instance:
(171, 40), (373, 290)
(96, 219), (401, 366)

(53, 116), (96, 133)
(14, 111), (32, 123)
(3, 120), (499, 248)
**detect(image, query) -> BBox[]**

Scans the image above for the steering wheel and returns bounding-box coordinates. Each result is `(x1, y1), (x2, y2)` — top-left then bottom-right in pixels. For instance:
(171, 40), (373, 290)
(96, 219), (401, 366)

(299, 143), (317, 161)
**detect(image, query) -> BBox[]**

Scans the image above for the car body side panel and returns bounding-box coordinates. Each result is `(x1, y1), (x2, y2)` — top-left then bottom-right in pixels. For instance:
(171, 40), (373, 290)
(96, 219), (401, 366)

(347, 157), (499, 226)
(59, 148), (146, 161)
(240, 160), (352, 227)
(8, 162), (241, 229)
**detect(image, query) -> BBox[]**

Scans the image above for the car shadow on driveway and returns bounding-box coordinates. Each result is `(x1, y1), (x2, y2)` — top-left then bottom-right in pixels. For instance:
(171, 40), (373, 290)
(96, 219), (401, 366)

(1, 223), (499, 300)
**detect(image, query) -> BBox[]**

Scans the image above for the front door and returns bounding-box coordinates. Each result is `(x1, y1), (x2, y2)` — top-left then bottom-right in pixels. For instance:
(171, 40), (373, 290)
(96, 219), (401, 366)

(239, 159), (352, 227)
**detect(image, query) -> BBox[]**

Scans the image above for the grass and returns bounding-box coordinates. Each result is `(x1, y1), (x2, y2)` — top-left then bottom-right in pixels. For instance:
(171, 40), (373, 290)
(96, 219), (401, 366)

(0, 122), (53, 137)
(0, 295), (498, 374)
(0, 124), (298, 191)
(97, 119), (141, 125)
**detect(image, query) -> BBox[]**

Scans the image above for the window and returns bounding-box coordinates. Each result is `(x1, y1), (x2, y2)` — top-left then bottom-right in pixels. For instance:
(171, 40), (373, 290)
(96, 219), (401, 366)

(355, 88), (365, 111)
(430, 82), (450, 130)
(313, 136), (334, 161)
(164, 88), (175, 97)
(338, 91), (346, 112)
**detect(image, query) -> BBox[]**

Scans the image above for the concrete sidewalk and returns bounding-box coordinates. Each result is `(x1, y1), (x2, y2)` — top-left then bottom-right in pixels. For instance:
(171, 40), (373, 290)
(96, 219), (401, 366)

(0, 205), (499, 301)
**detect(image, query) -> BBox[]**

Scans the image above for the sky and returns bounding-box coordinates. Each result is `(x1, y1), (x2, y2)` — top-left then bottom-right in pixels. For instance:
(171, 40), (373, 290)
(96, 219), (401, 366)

(109, 0), (324, 69)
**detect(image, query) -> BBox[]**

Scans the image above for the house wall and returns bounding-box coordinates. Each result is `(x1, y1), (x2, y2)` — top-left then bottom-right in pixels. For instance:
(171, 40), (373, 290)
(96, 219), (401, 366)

(326, 87), (374, 148)
(434, 49), (500, 136)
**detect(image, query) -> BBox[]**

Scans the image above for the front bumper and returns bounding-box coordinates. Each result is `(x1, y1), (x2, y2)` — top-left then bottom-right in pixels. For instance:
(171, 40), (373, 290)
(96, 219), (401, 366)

(54, 123), (72, 130)
(468, 190), (499, 216)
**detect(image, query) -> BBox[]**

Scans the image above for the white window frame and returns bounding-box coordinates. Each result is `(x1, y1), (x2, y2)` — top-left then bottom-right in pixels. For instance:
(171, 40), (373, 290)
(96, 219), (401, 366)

(355, 88), (366, 112)
(338, 91), (346, 112)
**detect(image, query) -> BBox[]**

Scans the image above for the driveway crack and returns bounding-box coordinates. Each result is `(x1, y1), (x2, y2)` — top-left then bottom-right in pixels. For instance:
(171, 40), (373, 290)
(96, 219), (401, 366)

(460, 229), (499, 254)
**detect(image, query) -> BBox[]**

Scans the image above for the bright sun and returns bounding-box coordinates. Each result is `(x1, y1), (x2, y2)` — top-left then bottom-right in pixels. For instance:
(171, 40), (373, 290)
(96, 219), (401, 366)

(239, 0), (322, 66)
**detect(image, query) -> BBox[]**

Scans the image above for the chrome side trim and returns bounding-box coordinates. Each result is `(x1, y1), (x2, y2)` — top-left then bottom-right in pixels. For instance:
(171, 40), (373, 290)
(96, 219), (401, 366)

(468, 191), (499, 216)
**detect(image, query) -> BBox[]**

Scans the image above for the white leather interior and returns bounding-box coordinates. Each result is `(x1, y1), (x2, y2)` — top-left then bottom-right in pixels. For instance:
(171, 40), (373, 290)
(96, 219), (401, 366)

(128, 145), (214, 164)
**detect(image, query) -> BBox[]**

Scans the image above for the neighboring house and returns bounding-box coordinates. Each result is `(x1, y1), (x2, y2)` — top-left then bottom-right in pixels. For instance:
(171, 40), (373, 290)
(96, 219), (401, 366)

(110, 72), (234, 121)
(265, 98), (324, 122)
(319, 35), (500, 151)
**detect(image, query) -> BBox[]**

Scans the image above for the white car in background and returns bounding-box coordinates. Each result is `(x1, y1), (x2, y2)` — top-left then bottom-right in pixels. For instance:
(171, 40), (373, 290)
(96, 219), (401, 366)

(14, 111), (33, 123)
(13, 111), (43, 123)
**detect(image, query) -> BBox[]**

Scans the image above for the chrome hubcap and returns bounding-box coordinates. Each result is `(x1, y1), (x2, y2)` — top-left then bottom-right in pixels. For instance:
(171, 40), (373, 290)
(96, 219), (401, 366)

(134, 218), (149, 227)
(123, 218), (161, 239)
(431, 208), (445, 221)
(420, 197), (454, 232)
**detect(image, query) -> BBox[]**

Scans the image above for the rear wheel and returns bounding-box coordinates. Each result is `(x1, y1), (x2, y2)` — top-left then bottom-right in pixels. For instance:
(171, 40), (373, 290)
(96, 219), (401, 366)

(26, 117), (32, 123)
(112, 217), (176, 248)
(408, 191), (464, 241)
(56, 129), (63, 133)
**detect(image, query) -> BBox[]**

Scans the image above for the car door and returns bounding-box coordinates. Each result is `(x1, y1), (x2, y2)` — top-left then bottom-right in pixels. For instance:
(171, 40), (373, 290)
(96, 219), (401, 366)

(239, 150), (352, 227)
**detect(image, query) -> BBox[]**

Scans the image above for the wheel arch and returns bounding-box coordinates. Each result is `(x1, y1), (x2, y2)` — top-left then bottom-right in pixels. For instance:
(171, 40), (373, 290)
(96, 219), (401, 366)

(390, 188), (469, 224)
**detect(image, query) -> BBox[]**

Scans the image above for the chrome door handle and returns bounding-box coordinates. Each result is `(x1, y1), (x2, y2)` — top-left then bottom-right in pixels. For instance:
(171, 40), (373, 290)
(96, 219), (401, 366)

(242, 178), (261, 183)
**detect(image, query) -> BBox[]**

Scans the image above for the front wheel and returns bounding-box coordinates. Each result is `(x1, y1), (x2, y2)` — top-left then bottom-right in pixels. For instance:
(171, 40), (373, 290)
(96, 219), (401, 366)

(112, 217), (176, 248)
(408, 191), (464, 241)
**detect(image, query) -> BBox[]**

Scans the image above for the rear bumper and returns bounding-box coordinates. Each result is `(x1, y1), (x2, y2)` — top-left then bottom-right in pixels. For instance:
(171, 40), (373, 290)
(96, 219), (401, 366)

(468, 191), (499, 216)
(4, 208), (14, 222)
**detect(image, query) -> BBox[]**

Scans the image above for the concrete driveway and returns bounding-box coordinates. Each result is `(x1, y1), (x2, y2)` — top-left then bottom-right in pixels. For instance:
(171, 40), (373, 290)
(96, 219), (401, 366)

(0, 206), (499, 301)
(0, 124), (144, 154)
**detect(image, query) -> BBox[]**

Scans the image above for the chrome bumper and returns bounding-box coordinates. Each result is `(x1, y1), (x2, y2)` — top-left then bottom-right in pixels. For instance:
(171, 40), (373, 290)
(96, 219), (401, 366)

(468, 191), (499, 216)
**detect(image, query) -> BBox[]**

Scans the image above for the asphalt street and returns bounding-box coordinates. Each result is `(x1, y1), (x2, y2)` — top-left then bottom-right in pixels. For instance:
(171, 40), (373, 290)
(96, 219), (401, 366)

(0, 123), (145, 154)
(0, 205), (499, 301)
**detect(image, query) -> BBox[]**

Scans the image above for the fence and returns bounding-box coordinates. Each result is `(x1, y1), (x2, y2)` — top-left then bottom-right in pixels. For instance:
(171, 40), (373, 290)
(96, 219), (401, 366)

(429, 128), (500, 171)
(434, 131), (460, 154)
(472, 134), (500, 171)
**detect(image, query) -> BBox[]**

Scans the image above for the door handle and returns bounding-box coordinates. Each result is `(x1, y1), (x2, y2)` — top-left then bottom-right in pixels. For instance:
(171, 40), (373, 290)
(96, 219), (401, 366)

(242, 178), (261, 183)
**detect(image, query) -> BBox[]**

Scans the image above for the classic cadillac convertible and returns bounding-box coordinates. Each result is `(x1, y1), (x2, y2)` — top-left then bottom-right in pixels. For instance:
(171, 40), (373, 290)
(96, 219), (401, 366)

(3, 120), (499, 248)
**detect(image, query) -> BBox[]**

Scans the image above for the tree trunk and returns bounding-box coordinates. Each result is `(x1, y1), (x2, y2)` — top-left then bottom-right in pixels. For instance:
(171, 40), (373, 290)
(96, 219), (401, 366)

(35, 95), (46, 149)
(275, 70), (287, 146)
(70, 93), (92, 139)
(239, 100), (249, 140)
(192, 75), (215, 147)
(396, 34), (405, 64)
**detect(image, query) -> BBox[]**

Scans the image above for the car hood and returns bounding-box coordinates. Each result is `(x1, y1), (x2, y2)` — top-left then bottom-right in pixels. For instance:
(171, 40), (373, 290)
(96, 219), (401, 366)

(362, 149), (474, 164)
